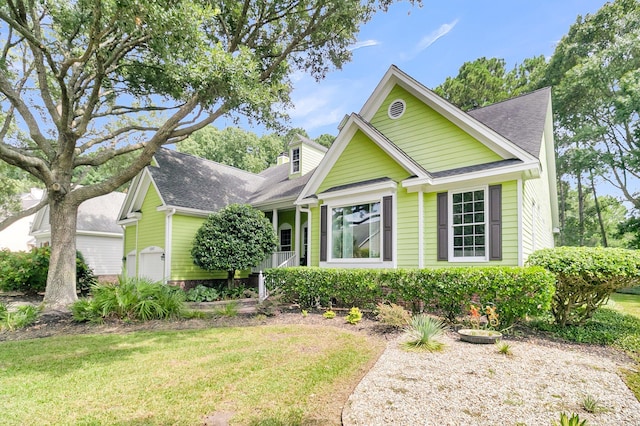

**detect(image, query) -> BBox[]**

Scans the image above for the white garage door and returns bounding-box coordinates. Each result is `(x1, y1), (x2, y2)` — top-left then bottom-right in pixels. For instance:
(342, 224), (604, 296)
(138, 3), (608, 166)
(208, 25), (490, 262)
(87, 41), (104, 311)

(139, 247), (164, 282)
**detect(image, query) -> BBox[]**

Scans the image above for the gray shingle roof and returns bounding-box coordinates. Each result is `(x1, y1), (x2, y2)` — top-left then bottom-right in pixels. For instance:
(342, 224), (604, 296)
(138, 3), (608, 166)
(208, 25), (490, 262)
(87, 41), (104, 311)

(430, 159), (523, 179)
(77, 192), (126, 234)
(249, 163), (315, 205)
(289, 134), (328, 152)
(150, 149), (263, 212)
(467, 87), (551, 158)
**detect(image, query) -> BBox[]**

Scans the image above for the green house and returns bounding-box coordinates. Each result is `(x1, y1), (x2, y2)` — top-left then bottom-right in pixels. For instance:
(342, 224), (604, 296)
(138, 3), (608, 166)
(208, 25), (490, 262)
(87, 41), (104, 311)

(118, 65), (558, 285)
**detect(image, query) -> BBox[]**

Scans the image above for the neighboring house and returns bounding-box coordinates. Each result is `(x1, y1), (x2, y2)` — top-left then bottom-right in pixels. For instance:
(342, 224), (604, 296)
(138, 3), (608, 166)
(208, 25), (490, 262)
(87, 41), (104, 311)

(30, 192), (126, 280)
(119, 65), (558, 286)
(0, 188), (43, 252)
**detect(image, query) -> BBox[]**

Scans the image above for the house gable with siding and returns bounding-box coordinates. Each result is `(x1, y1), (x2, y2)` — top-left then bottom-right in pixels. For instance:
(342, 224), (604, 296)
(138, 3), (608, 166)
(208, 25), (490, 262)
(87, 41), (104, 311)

(119, 65), (559, 285)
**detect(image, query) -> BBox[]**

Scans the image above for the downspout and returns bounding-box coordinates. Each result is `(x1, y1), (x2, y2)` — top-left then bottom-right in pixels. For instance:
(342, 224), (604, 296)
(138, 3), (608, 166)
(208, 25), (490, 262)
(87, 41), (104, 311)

(418, 190), (424, 268)
(165, 208), (176, 284)
(299, 206), (312, 266)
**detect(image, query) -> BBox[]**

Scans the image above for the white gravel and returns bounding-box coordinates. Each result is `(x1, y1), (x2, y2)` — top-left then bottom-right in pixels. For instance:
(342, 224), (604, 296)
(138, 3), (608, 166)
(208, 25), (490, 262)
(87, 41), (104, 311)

(343, 332), (640, 426)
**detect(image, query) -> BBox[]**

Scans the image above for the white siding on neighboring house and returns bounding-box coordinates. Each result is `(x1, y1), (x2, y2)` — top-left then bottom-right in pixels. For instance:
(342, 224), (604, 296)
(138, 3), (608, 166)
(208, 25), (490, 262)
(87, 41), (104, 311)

(77, 234), (123, 276)
(0, 214), (37, 251)
(0, 188), (43, 251)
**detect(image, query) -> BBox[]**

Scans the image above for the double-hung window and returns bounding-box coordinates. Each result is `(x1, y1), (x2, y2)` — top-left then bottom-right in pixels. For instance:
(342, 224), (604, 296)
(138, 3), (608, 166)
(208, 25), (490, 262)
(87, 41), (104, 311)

(291, 147), (300, 173)
(450, 188), (487, 260)
(438, 184), (501, 262)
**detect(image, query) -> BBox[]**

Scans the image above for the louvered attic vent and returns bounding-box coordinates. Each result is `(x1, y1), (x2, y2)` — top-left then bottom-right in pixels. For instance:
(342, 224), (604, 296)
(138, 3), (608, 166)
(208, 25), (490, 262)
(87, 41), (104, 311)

(388, 99), (406, 119)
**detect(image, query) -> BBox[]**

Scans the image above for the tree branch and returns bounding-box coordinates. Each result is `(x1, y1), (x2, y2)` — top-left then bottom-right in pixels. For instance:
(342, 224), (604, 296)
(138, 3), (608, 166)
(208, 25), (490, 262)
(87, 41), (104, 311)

(0, 192), (49, 232)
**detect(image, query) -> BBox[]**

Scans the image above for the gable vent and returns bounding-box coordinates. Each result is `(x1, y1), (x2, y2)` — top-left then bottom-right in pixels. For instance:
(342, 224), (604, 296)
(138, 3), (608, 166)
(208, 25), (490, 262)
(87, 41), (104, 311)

(388, 99), (406, 119)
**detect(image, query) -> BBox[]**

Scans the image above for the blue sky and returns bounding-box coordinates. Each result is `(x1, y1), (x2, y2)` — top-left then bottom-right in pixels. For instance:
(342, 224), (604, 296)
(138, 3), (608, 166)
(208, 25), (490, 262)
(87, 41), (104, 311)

(234, 0), (609, 139)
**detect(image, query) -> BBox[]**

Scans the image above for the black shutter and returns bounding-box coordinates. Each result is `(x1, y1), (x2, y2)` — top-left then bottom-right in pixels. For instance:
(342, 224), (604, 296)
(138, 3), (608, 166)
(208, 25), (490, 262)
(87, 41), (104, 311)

(320, 205), (327, 262)
(437, 192), (448, 261)
(489, 185), (502, 261)
(382, 196), (393, 261)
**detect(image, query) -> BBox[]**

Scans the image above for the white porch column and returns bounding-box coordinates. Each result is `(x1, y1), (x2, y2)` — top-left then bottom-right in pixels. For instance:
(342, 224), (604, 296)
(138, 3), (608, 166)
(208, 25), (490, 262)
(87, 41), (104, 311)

(272, 209), (278, 267)
(294, 205), (301, 266)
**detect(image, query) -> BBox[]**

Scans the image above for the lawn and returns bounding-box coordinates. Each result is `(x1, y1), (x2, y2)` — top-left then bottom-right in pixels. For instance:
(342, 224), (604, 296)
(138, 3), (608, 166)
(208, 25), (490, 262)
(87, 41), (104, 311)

(608, 292), (640, 319)
(0, 325), (384, 425)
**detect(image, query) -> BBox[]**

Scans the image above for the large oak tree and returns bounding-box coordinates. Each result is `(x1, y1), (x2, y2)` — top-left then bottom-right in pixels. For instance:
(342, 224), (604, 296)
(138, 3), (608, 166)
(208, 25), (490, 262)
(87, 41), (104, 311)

(0, 0), (413, 308)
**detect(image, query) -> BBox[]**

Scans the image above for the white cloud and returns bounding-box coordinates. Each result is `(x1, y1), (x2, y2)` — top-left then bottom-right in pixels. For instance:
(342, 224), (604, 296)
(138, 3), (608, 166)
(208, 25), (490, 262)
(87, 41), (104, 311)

(416, 19), (458, 52)
(349, 39), (380, 51)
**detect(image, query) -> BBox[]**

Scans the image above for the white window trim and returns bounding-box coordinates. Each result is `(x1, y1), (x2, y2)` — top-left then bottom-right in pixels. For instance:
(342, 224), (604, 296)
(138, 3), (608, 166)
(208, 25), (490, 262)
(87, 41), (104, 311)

(290, 147), (300, 174)
(448, 185), (489, 262)
(278, 223), (293, 252)
(319, 183), (395, 268)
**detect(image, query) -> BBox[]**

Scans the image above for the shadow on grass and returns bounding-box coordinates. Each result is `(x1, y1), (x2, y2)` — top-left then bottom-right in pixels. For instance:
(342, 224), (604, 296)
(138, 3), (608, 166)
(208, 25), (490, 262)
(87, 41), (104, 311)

(0, 328), (227, 377)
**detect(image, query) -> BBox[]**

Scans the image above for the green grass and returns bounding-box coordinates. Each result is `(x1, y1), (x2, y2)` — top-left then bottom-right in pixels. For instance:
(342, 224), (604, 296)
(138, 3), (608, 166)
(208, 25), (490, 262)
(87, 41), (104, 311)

(0, 325), (383, 425)
(607, 292), (640, 319)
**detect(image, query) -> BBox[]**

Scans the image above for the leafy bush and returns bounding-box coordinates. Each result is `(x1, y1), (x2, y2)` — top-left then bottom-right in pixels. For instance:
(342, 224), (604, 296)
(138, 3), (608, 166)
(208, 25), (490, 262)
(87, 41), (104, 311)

(322, 310), (336, 319)
(345, 307), (362, 324)
(266, 266), (555, 327)
(0, 247), (97, 296)
(527, 247), (640, 326)
(71, 277), (185, 322)
(404, 314), (447, 351)
(0, 303), (41, 331)
(530, 307), (640, 353)
(185, 285), (221, 302)
(376, 303), (411, 328)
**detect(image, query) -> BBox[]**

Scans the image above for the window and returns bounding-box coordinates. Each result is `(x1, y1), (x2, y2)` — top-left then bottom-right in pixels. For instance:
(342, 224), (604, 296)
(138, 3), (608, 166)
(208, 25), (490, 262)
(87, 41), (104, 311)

(331, 202), (381, 259)
(451, 189), (486, 259)
(291, 147), (300, 173)
(279, 227), (292, 251)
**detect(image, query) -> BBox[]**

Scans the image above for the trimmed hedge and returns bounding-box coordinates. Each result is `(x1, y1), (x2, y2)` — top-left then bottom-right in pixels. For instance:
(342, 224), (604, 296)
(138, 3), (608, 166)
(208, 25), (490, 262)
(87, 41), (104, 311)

(527, 247), (640, 326)
(265, 266), (555, 327)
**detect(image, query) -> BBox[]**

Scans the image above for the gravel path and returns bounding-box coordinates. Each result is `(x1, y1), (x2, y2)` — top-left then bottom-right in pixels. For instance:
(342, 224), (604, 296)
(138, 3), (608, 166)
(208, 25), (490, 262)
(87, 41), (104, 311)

(343, 332), (640, 426)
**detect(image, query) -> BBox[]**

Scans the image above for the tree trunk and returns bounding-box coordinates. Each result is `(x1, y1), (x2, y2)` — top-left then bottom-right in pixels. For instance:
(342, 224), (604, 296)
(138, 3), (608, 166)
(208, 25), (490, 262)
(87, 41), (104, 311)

(590, 170), (608, 247)
(577, 174), (585, 246)
(44, 197), (80, 310)
(227, 270), (235, 289)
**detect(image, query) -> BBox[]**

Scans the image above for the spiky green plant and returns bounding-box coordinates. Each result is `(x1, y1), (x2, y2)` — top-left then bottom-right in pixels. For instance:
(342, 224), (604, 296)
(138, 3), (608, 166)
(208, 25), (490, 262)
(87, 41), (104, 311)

(0, 304), (41, 331)
(553, 413), (588, 426)
(581, 394), (606, 413)
(496, 341), (513, 356)
(213, 301), (239, 318)
(71, 277), (185, 322)
(404, 314), (447, 351)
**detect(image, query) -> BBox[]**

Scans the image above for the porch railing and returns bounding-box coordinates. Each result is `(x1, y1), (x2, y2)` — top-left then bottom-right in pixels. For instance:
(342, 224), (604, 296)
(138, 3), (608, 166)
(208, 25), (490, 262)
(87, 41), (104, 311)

(254, 251), (296, 301)
(252, 251), (296, 273)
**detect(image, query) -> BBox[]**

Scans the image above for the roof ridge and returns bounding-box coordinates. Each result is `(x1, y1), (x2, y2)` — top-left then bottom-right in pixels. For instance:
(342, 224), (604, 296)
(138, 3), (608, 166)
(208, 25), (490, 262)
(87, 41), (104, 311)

(467, 86), (551, 112)
(157, 148), (264, 180)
